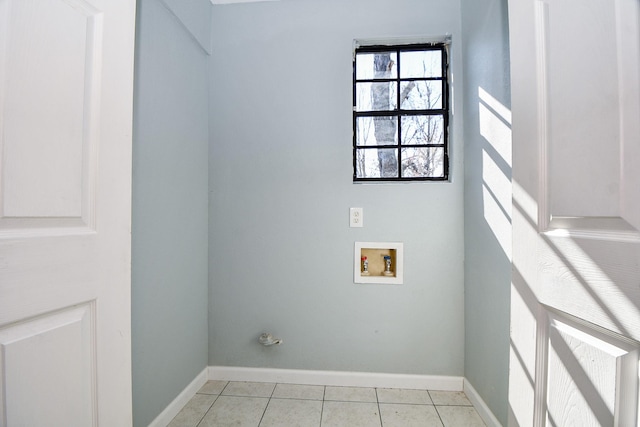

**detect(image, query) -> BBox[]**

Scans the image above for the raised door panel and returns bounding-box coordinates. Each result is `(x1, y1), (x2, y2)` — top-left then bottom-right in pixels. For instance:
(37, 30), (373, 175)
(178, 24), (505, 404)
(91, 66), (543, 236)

(0, 0), (101, 235)
(537, 0), (640, 231)
(0, 304), (96, 426)
(543, 0), (620, 218)
(541, 310), (639, 427)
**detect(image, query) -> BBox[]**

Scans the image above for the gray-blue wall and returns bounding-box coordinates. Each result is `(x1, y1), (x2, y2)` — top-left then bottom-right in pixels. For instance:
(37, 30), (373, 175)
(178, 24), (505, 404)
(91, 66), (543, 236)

(461, 0), (511, 424)
(130, 1), (513, 423)
(132, 0), (211, 425)
(208, 0), (465, 375)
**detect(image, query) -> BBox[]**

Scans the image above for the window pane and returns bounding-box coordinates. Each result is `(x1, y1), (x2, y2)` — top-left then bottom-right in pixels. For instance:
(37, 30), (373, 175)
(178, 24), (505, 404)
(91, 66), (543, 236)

(355, 148), (399, 178)
(353, 44), (449, 182)
(356, 82), (397, 111)
(400, 81), (442, 110)
(356, 116), (398, 146)
(401, 115), (444, 145)
(355, 52), (397, 80)
(400, 147), (445, 178)
(400, 50), (442, 78)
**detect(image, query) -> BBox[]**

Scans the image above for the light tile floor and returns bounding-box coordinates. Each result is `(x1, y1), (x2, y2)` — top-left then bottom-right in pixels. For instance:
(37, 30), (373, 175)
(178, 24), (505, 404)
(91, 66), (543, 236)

(167, 381), (486, 427)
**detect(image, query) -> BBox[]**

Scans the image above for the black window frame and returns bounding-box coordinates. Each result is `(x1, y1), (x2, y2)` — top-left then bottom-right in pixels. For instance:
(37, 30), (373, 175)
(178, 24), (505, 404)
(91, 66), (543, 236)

(353, 43), (450, 182)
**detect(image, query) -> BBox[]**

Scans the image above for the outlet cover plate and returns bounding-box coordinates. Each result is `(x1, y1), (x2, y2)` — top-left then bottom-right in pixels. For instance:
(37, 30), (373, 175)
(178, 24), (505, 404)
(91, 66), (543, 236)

(350, 207), (363, 228)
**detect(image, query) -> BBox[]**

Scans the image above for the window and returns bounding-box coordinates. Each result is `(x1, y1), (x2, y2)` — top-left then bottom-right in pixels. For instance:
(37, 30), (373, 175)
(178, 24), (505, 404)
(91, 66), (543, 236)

(353, 43), (449, 181)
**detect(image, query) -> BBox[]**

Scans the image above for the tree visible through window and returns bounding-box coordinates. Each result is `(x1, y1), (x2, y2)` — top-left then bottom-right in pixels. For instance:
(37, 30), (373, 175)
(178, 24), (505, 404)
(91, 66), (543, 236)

(353, 43), (449, 181)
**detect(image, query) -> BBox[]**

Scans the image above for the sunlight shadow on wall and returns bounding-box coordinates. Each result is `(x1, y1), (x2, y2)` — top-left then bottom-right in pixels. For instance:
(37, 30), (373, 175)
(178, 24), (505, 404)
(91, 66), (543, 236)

(479, 86), (512, 260)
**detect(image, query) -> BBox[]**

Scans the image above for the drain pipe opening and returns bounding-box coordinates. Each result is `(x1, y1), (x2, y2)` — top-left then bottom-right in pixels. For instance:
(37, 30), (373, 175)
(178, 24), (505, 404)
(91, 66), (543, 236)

(259, 333), (283, 346)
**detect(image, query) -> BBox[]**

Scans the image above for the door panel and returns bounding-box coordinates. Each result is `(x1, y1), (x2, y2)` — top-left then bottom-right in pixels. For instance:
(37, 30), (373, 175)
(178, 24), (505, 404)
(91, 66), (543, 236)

(509, 0), (640, 425)
(0, 0), (136, 425)
(0, 304), (96, 426)
(543, 0), (621, 219)
(540, 309), (639, 427)
(618, 0), (640, 232)
(537, 0), (640, 224)
(0, 0), (101, 235)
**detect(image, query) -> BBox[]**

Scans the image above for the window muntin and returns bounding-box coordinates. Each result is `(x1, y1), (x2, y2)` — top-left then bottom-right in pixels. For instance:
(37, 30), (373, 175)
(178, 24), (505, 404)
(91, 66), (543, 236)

(353, 43), (449, 181)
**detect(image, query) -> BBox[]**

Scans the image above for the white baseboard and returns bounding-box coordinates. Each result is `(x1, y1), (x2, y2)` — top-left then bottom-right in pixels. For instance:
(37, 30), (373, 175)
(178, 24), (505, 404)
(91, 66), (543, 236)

(208, 366), (463, 391)
(148, 367), (208, 427)
(463, 379), (503, 427)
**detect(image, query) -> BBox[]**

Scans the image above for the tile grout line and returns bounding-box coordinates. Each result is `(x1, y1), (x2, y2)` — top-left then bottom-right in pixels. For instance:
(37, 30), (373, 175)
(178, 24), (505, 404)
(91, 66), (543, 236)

(195, 381), (229, 427)
(375, 388), (384, 427)
(193, 394), (218, 427)
(256, 381), (277, 426)
(319, 385), (326, 427)
(429, 390), (447, 427)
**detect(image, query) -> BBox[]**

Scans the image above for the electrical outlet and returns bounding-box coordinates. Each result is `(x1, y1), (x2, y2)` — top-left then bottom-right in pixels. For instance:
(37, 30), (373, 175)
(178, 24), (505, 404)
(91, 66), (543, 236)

(350, 207), (363, 228)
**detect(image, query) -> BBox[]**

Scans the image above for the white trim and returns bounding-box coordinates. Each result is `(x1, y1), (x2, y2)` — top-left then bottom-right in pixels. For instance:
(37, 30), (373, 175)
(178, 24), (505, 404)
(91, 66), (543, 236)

(148, 368), (208, 427)
(208, 366), (463, 391)
(463, 379), (503, 427)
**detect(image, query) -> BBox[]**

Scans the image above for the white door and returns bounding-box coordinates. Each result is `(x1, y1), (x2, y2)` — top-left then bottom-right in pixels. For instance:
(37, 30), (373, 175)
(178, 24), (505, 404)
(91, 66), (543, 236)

(0, 0), (136, 425)
(508, 0), (640, 425)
